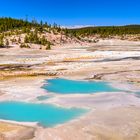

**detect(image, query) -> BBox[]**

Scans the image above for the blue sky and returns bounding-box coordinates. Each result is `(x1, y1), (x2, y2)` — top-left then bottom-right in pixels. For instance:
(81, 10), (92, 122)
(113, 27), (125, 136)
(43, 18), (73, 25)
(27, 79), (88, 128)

(0, 0), (140, 26)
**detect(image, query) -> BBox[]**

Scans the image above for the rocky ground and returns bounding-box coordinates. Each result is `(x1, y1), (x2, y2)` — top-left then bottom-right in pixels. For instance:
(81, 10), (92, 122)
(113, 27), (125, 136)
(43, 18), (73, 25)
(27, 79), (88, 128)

(0, 39), (140, 140)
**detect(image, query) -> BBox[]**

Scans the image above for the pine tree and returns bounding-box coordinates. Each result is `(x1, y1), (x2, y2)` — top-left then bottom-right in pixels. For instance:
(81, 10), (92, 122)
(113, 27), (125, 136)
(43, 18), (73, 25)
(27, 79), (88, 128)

(0, 38), (4, 47)
(47, 42), (51, 50)
(5, 39), (9, 47)
(40, 20), (43, 26)
(18, 37), (21, 43)
(0, 35), (4, 47)
(24, 35), (29, 43)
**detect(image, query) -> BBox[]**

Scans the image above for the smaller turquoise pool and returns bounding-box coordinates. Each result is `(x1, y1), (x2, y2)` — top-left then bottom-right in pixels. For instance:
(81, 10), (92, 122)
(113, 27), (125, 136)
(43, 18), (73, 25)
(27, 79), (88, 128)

(42, 78), (121, 94)
(135, 92), (140, 98)
(0, 101), (87, 127)
(37, 95), (52, 101)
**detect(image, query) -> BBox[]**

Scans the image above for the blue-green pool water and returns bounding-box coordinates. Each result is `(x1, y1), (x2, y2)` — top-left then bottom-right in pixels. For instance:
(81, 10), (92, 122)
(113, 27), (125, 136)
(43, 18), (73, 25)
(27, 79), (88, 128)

(135, 92), (140, 98)
(42, 78), (121, 94)
(37, 95), (52, 101)
(0, 101), (87, 127)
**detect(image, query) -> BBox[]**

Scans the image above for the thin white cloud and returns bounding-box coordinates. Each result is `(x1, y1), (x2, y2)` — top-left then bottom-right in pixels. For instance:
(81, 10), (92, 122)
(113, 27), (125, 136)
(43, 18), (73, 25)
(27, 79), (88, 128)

(61, 25), (95, 29)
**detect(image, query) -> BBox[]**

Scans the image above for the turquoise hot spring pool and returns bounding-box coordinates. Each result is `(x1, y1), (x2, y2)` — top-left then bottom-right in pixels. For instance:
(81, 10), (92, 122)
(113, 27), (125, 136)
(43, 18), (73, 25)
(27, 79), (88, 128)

(42, 78), (121, 94)
(0, 79), (125, 127)
(0, 101), (87, 127)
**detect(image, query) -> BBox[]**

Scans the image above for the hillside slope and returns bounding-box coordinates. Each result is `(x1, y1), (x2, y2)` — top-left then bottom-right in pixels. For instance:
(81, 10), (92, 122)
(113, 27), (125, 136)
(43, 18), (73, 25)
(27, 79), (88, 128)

(0, 17), (81, 49)
(0, 18), (140, 49)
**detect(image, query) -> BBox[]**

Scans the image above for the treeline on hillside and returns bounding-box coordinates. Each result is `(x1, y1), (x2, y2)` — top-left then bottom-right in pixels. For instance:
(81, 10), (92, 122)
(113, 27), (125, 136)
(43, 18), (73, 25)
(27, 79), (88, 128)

(1, 17), (140, 46)
(67, 25), (140, 37)
(0, 17), (62, 48)
(0, 17), (61, 32)
(1, 17), (140, 37)
(0, 17), (35, 32)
